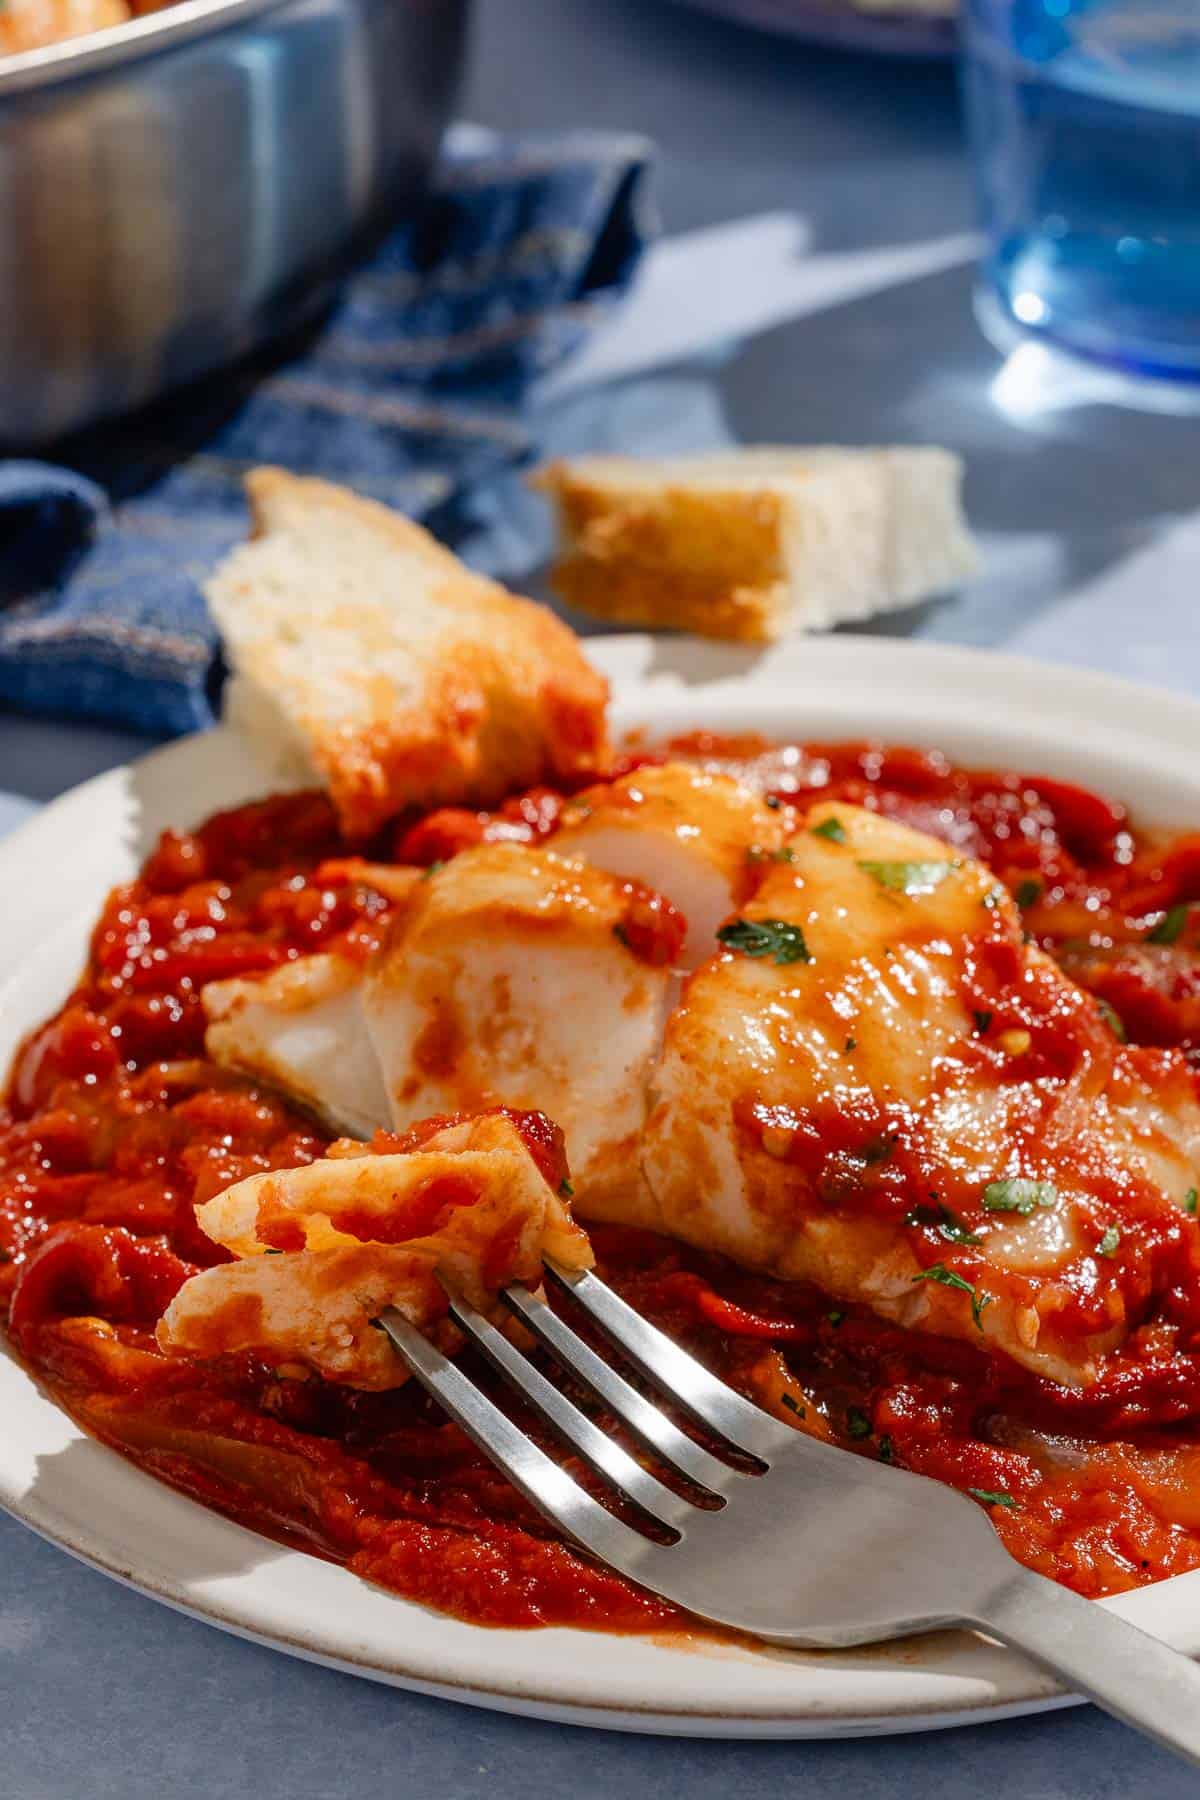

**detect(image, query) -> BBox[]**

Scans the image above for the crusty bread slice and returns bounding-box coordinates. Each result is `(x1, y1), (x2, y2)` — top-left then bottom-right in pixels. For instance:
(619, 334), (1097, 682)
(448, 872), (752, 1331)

(207, 470), (610, 839)
(531, 447), (979, 644)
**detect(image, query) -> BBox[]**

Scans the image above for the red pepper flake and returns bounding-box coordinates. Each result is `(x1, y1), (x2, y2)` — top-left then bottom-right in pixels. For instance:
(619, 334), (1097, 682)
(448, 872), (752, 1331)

(679, 1275), (812, 1343)
(614, 882), (687, 967)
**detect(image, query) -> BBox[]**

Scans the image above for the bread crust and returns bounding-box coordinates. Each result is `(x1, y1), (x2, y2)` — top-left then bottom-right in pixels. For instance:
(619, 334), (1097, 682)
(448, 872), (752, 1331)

(532, 448), (977, 644)
(532, 463), (788, 642)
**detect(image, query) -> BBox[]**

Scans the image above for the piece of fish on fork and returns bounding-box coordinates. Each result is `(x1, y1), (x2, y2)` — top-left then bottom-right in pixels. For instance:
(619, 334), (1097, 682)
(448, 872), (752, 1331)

(379, 1259), (1200, 1767)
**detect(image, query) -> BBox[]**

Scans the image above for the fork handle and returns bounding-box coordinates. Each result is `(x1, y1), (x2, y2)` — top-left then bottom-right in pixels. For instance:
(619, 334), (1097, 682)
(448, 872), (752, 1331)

(970, 1569), (1200, 1767)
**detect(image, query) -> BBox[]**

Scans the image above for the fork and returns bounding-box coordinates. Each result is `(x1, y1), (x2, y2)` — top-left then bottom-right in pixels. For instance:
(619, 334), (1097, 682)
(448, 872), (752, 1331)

(378, 1260), (1200, 1765)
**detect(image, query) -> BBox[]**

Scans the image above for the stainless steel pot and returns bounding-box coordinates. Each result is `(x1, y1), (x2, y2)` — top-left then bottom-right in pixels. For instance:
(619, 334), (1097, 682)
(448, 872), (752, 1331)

(0, 0), (469, 444)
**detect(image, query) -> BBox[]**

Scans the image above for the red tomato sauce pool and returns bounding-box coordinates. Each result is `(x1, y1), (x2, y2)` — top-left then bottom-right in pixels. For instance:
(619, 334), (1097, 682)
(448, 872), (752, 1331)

(4, 743), (1200, 1631)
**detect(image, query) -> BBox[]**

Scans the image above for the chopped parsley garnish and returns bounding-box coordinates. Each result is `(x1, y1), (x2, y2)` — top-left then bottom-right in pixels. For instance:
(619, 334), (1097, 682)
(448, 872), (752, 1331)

(969, 1488), (1017, 1509)
(1186, 1188), (1198, 1216)
(780, 1392), (805, 1418)
(748, 844), (796, 865)
(877, 1435), (894, 1464)
(911, 1262), (992, 1330)
(903, 1203), (983, 1246)
(1096, 1224), (1121, 1258)
(264, 1247), (283, 1256)
(973, 1010), (993, 1034)
(1148, 904), (1189, 946)
(612, 922), (630, 948)
(1096, 998), (1127, 1042)
(717, 916), (811, 965)
(826, 1309), (845, 1328)
(843, 1037), (857, 1054)
(421, 860), (446, 880)
(811, 816), (847, 844)
(846, 1406), (872, 1440)
(558, 1178), (574, 1199)
(857, 859), (957, 895)
(764, 794), (782, 810)
(983, 1177), (1058, 1215)
(1015, 879), (1042, 910)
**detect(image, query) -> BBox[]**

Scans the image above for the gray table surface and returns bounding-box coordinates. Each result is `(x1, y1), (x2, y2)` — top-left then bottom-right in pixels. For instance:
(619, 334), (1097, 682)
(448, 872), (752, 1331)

(4, 2), (1200, 1795)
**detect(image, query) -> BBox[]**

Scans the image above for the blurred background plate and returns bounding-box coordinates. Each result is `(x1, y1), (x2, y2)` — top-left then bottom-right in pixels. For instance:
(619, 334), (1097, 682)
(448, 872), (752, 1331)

(664, 0), (956, 58)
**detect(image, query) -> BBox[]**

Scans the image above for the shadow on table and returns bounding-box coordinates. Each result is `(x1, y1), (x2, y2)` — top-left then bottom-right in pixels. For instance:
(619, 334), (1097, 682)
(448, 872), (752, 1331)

(721, 261), (1200, 545)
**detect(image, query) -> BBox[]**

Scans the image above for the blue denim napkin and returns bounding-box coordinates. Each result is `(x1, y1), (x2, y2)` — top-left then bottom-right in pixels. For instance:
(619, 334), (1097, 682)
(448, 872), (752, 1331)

(0, 129), (654, 737)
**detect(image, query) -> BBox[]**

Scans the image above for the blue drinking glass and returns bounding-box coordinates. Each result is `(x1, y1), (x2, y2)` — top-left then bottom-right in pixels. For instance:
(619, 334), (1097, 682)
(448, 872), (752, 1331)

(961, 0), (1200, 380)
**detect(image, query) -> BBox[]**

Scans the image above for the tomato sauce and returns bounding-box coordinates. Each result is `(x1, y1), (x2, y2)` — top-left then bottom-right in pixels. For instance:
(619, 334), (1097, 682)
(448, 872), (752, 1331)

(5, 745), (1200, 1631)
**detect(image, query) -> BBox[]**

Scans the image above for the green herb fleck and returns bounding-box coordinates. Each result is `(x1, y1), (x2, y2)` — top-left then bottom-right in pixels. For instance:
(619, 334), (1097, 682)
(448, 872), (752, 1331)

(747, 843), (796, 865)
(811, 816), (847, 844)
(764, 794), (782, 810)
(264, 1247), (283, 1256)
(969, 1488), (1018, 1510)
(877, 1435), (894, 1464)
(1186, 1188), (1198, 1216)
(983, 1177), (1058, 1215)
(863, 1135), (898, 1166)
(973, 1010), (993, 1035)
(911, 1262), (992, 1330)
(421, 860), (446, 880)
(1148, 904), (1189, 946)
(858, 859), (957, 896)
(843, 1037), (857, 1055)
(847, 1406), (872, 1440)
(717, 916), (811, 965)
(780, 1392), (805, 1418)
(612, 922), (630, 948)
(1096, 1224), (1121, 1258)
(1015, 879), (1043, 910)
(558, 1178), (574, 1199)
(827, 1309), (846, 1328)
(903, 1203), (983, 1246)
(1096, 998), (1127, 1042)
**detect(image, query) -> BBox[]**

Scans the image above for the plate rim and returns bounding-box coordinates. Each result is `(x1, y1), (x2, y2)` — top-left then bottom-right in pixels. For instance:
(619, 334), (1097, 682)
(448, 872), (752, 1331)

(660, 0), (957, 60)
(4, 630), (1200, 1736)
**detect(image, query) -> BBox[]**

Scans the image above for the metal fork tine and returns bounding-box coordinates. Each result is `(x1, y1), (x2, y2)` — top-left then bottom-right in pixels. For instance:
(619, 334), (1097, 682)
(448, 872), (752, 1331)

(375, 1307), (661, 1569)
(444, 1293), (698, 1534)
(503, 1282), (739, 1496)
(377, 1305), (1200, 1763)
(546, 1261), (794, 1462)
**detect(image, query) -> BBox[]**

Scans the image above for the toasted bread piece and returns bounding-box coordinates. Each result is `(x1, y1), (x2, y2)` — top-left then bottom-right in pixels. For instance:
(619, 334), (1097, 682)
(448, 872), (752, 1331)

(207, 469), (611, 838)
(531, 447), (978, 643)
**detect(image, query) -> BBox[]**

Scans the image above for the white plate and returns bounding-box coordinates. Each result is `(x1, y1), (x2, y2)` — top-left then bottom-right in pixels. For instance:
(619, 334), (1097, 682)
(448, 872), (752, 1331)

(4, 633), (1200, 1738)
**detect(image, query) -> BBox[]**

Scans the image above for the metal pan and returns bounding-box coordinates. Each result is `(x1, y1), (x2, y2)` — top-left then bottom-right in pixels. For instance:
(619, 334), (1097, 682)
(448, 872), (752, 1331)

(0, 0), (469, 444)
